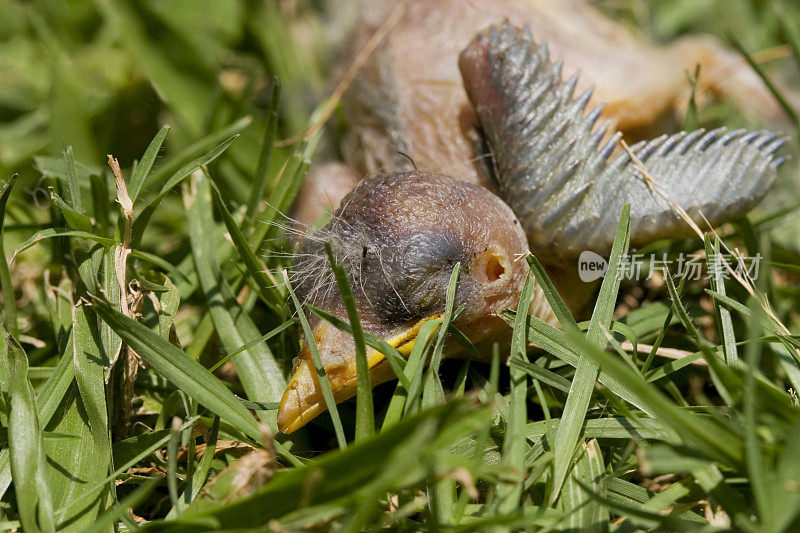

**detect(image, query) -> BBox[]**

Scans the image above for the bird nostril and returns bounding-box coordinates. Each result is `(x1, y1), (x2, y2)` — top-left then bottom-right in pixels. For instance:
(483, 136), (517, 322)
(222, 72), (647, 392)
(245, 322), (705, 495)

(485, 253), (505, 282)
(478, 248), (508, 284)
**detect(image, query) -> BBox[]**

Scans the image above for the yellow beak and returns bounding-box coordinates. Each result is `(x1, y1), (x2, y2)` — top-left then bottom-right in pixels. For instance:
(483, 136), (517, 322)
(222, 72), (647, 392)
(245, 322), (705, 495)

(277, 317), (435, 434)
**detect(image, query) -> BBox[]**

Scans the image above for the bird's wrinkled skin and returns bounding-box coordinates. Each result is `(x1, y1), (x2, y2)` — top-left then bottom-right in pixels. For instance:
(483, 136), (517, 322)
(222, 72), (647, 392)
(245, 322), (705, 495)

(277, 1), (787, 433)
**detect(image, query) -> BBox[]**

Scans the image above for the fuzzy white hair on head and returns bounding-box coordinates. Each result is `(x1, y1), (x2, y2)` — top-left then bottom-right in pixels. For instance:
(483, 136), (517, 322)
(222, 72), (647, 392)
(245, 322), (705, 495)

(258, 205), (371, 311)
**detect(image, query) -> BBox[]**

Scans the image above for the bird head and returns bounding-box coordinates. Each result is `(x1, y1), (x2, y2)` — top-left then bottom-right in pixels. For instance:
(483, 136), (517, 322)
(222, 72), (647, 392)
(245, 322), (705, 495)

(278, 171), (530, 433)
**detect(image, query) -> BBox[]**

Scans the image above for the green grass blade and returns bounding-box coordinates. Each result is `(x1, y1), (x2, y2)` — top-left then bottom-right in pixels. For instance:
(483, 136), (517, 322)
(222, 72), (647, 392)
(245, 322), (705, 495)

(683, 64), (700, 131)
(448, 323), (481, 360)
(167, 417), (182, 513)
(285, 272), (347, 449)
(422, 264), (461, 411)
(453, 358), (470, 397)
(13, 229), (115, 258)
(63, 145), (85, 214)
(90, 173), (110, 236)
(0, 344), (76, 501)
(585, 204), (631, 347)
(704, 236), (738, 365)
(508, 357), (571, 393)
(49, 190), (93, 233)
(149, 134), (240, 209)
(385, 319), (439, 426)
(205, 171), (283, 311)
(325, 242), (374, 441)
(640, 307), (675, 375)
(0, 174), (18, 335)
(743, 302), (772, 527)
(132, 133), (241, 246)
(526, 254), (579, 330)
(246, 77), (280, 222)
(706, 289), (791, 341)
(189, 416), (220, 505)
(664, 270), (733, 406)
(494, 273), (535, 516)
(186, 177), (285, 429)
(256, 143), (311, 242)
(90, 298), (262, 442)
(35, 346), (78, 430)
(421, 265), (462, 526)
(47, 390), (103, 528)
(645, 350), (707, 382)
(550, 204), (630, 503)
(155, 274), (180, 340)
(149, 116), (252, 188)
(129, 124), (170, 205)
(638, 477), (698, 518)
(728, 32), (800, 138)
(59, 305), (112, 526)
(130, 250), (189, 283)
(527, 417), (670, 441)
(208, 320), (296, 373)
(5, 329), (56, 533)
(559, 439), (607, 532)
(100, 248), (122, 379)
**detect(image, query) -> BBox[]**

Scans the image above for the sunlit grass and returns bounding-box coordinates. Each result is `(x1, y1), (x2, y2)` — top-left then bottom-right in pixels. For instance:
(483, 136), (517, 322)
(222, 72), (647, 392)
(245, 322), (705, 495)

(1, 0), (800, 531)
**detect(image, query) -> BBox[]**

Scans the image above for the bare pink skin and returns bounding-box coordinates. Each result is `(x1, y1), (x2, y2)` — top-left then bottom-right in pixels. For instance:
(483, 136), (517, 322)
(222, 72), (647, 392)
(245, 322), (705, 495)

(289, 162), (360, 230)
(340, 0), (781, 187)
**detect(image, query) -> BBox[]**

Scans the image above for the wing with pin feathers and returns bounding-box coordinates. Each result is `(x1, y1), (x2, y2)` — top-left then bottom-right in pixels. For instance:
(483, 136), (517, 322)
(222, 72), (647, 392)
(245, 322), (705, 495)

(459, 22), (788, 263)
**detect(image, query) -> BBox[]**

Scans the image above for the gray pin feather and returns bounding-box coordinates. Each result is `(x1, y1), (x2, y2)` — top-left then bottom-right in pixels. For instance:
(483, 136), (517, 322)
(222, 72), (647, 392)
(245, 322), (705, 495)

(460, 23), (787, 263)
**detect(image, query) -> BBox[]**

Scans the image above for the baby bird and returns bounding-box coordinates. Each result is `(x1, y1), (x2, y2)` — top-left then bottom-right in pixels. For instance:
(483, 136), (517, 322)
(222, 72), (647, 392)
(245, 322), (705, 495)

(277, 22), (786, 433)
(279, 171), (551, 433)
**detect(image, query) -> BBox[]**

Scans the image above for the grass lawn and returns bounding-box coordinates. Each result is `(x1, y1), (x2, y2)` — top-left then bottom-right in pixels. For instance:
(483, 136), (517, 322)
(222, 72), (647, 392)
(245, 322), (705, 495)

(1, 0), (800, 531)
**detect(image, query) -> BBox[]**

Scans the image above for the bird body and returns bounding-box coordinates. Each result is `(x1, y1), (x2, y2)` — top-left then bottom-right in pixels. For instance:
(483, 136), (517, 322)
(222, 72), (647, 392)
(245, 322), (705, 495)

(277, 6), (787, 433)
(340, 0), (783, 189)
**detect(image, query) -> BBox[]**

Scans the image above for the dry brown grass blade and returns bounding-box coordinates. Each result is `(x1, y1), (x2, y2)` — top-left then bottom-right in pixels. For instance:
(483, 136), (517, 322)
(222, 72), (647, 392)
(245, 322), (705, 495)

(108, 154), (134, 320)
(618, 341), (707, 367)
(108, 155), (144, 438)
